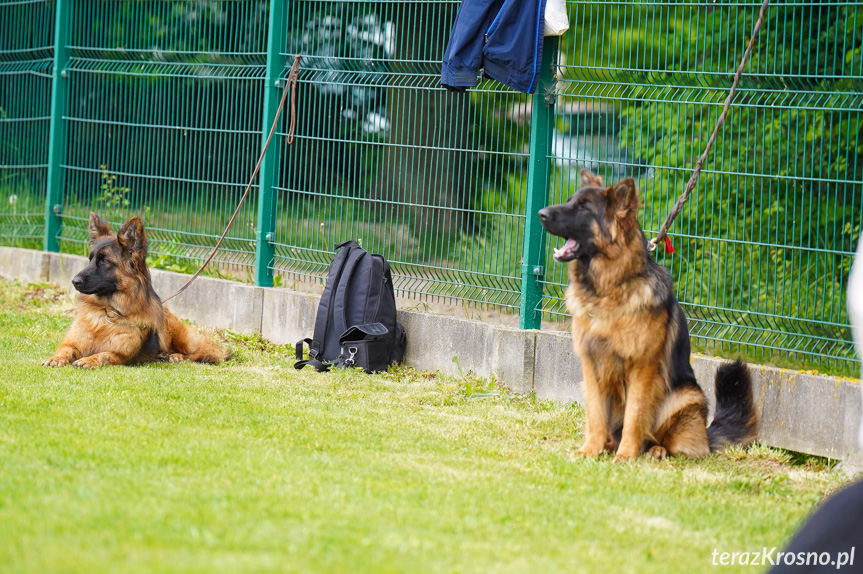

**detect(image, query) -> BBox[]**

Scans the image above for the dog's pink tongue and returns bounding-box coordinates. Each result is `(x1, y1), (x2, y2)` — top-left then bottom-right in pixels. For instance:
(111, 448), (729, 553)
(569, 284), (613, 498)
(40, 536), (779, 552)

(554, 238), (578, 259)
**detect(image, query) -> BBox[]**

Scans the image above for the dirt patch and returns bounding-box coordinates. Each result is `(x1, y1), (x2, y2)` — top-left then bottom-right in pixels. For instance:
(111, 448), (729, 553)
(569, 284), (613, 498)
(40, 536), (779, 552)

(0, 280), (72, 313)
(24, 285), (66, 305)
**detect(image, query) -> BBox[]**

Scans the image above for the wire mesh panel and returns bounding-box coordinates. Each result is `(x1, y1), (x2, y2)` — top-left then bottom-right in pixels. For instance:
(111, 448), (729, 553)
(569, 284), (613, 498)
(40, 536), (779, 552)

(271, 0), (533, 311)
(1, 0), (859, 373)
(0, 0), (54, 248)
(544, 1), (863, 371)
(56, 0), (268, 279)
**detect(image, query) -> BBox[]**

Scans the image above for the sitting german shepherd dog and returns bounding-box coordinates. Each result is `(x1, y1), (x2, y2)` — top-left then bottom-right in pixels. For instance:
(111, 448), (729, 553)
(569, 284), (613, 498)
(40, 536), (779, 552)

(43, 213), (230, 369)
(539, 170), (758, 462)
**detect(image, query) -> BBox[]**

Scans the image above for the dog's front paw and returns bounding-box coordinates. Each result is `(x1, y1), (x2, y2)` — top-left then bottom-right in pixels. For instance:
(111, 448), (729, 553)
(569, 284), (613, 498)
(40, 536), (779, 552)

(612, 444), (642, 463)
(72, 356), (102, 369)
(576, 434), (608, 457)
(576, 444), (605, 458)
(612, 452), (639, 464)
(167, 353), (186, 363)
(42, 356), (71, 367)
(647, 445), (668, 460)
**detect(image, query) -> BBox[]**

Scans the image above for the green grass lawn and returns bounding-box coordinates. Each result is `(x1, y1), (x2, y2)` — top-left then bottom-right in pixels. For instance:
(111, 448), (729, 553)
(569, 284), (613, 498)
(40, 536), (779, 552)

(0, 278), (855, 573)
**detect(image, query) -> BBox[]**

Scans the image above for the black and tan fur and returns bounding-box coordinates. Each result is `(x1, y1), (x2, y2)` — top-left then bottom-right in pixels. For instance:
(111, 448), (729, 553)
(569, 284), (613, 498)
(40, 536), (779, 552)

(539, 170), (758, 462)
(43, 213), (229, 369)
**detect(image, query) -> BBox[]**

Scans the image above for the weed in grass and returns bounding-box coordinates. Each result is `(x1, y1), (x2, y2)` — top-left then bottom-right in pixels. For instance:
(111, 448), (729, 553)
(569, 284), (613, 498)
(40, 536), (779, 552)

(222, 330), (292, 356)
(402, 300), (431, 313)
(97, 165), (136, 212)
(216, 330), (297, 366)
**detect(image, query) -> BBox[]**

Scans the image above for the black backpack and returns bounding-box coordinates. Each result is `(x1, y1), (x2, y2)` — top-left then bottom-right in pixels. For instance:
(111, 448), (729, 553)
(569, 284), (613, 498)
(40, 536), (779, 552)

(294, 240), (407, 373)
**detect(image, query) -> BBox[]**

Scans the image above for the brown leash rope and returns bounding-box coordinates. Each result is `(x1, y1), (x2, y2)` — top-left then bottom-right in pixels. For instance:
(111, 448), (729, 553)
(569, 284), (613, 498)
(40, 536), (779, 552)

(648, 0), (770, 253)
(163, 54), (301, 303)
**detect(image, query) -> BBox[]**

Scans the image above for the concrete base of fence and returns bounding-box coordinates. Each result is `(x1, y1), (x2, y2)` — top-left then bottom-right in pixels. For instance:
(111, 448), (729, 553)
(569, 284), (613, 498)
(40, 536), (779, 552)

(2, 246), (861, 468)
(0, 248), (49, 284)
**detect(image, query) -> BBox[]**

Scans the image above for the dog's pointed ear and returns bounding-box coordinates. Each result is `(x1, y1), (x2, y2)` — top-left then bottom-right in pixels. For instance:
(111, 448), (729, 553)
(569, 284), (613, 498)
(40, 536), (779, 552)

(88, 212), (112, 243)
(117, 217), (148, 261)
(580, 169), (604, 187)
(607, 178), (640, 214)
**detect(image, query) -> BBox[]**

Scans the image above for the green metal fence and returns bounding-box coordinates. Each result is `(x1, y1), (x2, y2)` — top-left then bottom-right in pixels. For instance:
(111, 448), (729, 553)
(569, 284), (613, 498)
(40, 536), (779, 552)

(545, 1), (863, 370)
(0, 0), (860, 373)
(0, 0), (54, 247)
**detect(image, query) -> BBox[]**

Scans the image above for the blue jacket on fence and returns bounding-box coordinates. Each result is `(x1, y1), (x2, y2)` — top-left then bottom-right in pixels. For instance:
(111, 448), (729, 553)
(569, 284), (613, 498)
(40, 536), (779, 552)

(441, 0), (549, 94)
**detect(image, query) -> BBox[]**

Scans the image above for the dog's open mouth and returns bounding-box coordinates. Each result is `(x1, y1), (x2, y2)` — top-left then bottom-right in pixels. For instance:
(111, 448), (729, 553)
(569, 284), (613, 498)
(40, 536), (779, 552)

(553, 238), (580, 262)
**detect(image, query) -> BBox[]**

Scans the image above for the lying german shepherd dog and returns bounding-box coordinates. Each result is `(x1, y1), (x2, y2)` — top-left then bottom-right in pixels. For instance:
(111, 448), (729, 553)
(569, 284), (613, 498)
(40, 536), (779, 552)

(43, 213), (229, 369)
(539, 170), (758, 462)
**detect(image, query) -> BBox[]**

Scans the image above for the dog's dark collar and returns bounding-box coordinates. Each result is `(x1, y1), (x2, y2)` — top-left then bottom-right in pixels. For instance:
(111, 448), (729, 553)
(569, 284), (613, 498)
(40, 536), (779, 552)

(104, 307), (145, 331)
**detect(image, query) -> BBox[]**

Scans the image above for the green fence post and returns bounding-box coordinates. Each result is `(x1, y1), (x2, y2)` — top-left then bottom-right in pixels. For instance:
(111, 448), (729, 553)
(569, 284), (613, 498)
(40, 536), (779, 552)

(519, 36), (559, 330)
(44, 0), (72, 252)
(254, 0), (287, 287)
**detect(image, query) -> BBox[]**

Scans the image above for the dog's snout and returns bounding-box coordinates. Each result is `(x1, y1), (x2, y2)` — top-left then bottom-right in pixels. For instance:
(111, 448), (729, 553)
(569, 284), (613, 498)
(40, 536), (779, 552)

(71, 275), (84, 290)
(538, 208), (550, 222)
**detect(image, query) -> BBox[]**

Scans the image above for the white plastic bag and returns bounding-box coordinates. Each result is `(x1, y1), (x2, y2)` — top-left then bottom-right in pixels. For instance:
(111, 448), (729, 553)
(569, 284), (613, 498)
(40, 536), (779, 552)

(544, 0), (569, 36)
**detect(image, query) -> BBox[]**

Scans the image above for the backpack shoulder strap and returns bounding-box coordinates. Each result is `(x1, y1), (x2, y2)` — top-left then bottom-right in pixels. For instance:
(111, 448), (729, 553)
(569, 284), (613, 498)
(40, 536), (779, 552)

(332, 247), (367, 341)
(335, 240), (360, 250)
(312, 243), (357, 357)
(294, 338), (330, 372)
(361, 253), (386, 323)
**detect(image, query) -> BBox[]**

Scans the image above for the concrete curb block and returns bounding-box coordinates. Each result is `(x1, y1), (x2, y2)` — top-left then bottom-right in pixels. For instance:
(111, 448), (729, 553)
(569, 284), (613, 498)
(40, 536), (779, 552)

(398, 310), (494, 379)
(490, 325), (536, 396)
(2, 247), (860, 463)
(534, 330), (584, 404)
(694, 356), (862, 464)
(261, 288), (320, 346)
(47, 252), (86, 287)
(150, 269), (264, 334)
(0, 247), (49, 283)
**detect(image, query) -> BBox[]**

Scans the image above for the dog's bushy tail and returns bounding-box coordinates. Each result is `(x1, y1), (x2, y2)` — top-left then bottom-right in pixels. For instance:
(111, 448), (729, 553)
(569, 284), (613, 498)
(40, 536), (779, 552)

(707, 361), (759, 452)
